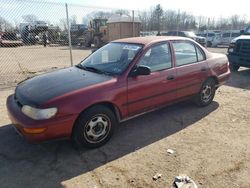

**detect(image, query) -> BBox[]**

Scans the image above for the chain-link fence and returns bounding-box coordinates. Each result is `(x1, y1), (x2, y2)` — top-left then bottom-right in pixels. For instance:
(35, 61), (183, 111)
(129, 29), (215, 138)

(1, 0), (249, 89)
(0, 0), (140, 89)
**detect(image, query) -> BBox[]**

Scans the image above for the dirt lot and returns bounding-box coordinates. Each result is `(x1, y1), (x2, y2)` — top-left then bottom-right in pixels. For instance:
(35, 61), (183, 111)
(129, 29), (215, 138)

(0, 45), (91, 88)
(0, 47), (250, 188)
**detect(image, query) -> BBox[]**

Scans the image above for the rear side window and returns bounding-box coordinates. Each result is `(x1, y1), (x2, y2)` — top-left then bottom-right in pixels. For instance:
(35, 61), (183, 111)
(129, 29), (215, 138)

(222, 33), (230, 37)
(232, 33), (240, 37)
(172, 41), (205, 66)
(179, 32), (186, 37)
(196, 47), (205, 61)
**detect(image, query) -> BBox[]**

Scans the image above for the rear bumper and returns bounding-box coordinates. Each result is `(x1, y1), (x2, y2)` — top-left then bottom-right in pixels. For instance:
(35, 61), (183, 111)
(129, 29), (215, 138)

(227, 54), (250, 68)
(6, 95), (78, 142)
(217, 69), (230, 87)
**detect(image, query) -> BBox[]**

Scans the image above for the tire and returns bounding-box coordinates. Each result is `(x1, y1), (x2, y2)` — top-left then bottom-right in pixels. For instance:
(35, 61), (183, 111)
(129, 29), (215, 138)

(94, 36), (101, 48)
(72, 105), (117, 148)
(229, 64), (240, 72)
(207, 41), (212, 47)
(84, 39), (91, 47)
(194, 78), (216, 107)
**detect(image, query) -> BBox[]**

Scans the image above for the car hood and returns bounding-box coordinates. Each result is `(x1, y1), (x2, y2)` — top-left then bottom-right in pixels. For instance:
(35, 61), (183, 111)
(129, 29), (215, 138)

(231, 35), (250, 43)
(15, 66), (113, 106)
(194, 36), (205, 40)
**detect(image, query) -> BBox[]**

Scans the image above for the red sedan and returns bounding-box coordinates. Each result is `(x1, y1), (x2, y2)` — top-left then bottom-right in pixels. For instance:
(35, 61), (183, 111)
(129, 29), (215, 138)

(7, 36), (230, 148)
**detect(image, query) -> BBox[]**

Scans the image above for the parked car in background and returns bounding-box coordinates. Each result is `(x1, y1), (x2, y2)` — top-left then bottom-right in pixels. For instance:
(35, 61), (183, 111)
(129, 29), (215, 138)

(7, 36), (230, 148)
(0, 32), (23, 47)
(197, 32), (222, 47)
(140, 31), (157, 37)
(162, 31), (207, 46)
(221, 31), (240, 45)
(227, 26), (250, 71)
(30, 21), (48, 31)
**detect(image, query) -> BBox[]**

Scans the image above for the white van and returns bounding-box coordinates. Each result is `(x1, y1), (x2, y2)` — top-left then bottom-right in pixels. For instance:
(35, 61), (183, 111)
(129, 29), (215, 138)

(221, 31), (240, 45)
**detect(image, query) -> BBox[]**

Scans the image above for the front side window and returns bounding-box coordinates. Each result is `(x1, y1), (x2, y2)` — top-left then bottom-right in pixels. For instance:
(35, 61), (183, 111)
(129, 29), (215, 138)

(172, 41), (205, 66)
(138, 43), (172, 72)
(80, 42), (142, 75)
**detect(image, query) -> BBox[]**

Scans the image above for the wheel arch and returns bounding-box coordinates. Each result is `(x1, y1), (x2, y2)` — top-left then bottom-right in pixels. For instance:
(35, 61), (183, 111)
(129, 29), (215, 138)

(71, 101), (122, 135)
(208, 76), (219, 88)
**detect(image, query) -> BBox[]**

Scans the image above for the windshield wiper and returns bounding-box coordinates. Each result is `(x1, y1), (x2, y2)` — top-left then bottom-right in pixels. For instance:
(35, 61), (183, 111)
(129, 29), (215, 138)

(75, 64), (85, 69)
(76, 64), (112, 75)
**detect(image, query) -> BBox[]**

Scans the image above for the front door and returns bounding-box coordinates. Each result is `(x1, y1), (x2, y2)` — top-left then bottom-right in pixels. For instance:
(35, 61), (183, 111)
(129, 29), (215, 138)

(127, 42), (177, 116)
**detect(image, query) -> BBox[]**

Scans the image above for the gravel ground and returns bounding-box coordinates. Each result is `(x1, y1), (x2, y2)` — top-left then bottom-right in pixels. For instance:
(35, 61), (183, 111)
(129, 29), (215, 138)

(0, 47), (250, 188)
(0, 45), (91, 88)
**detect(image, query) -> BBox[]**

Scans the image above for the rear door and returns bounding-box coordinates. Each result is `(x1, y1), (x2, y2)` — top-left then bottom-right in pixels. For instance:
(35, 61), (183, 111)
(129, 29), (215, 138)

(127, 42), (177, 116)
(171, 40), (208, 98)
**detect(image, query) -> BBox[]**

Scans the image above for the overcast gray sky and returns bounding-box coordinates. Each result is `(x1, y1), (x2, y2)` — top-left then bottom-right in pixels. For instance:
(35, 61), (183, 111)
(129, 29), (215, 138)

(53, 0), (250, 18)
(1, 0), (249, 25)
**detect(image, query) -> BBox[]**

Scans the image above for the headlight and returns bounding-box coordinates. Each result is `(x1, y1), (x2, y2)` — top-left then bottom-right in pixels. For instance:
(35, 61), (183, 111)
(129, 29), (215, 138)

(228, 43), (235, 53)
(21, 105), (57, 120)
(229, 43), (235, 48)
(228, 48), (234, 53)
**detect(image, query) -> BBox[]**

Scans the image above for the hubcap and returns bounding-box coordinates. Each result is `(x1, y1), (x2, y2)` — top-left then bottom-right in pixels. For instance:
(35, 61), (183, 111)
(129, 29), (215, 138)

(84, 115), (110, 143)
(201, 84), (212, 103)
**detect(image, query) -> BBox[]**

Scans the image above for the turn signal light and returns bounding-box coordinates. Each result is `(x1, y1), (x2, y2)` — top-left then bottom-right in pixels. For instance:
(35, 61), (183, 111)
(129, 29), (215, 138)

(23, 127), (47, 134)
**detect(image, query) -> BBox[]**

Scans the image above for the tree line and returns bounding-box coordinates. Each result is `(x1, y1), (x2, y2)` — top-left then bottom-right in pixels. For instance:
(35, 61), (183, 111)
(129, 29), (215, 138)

(139, 4), (250, 32)
(1, 4), (249, 33)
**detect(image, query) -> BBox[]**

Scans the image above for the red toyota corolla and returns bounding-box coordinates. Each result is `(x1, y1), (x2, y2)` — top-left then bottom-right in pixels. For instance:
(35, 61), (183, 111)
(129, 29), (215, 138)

(7, 36), (230, 148)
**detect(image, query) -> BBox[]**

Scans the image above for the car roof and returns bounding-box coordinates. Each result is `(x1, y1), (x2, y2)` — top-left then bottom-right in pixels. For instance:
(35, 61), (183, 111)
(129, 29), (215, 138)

(113, 36), (192, 45)
(113, 36), (211, 59)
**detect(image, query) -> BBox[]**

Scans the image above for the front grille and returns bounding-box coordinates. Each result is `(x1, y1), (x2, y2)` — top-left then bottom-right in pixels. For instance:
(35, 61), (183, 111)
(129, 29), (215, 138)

(236, 40), (250, 55)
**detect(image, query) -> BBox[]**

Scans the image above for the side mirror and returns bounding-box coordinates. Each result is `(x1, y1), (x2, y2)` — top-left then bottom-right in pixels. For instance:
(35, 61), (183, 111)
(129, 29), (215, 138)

(240, 30), (245, 34)
(130, 65), (151, 77)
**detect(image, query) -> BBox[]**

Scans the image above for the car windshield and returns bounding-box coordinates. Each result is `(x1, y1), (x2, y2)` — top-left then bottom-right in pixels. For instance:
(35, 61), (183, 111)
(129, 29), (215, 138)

(245, 28), (250, 34)
(79, 42), (143, 75)
(185, 31), (196, 38)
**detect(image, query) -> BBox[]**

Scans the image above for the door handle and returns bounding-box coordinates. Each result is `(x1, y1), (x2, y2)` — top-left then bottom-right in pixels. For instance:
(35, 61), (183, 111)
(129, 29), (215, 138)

(201, 67), (207, 72)
(167, 75), (175, 80)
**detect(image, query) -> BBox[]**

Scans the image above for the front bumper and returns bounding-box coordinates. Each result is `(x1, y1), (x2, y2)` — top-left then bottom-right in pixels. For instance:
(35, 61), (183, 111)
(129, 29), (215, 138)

(228, 54), (250, 68)
(6, 95), (78, 142)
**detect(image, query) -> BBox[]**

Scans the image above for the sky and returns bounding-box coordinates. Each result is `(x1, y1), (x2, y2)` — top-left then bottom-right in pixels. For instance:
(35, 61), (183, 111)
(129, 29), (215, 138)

(1, 0), (249, 26)
(50, 0), (250, 18)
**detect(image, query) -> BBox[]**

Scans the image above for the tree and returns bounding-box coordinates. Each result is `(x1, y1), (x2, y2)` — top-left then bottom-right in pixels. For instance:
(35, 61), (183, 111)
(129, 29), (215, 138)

(59, 18), (67, 31)
(115, 9), (130, 16)
(71, 15), (77, 25)
(82, 11), (113, 25)
(153, 4), (163, 33)
(0, 16), (14, 32)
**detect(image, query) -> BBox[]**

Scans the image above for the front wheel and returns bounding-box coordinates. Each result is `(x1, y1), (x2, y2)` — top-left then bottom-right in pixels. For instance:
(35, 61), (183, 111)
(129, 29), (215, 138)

(72, 105), (117, 148)
(194, 78), (216, 107)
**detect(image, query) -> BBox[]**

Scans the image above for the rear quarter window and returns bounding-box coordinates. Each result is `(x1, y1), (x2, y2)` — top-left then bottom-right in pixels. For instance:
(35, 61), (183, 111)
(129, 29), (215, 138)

(172, 41), (205, 66)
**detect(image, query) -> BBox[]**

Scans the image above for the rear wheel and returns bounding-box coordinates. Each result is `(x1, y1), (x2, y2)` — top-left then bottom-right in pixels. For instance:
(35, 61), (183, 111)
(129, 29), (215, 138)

(229, 64), (240, 72)
(72, 105), (117, 148)
(194, 78), (216, 107)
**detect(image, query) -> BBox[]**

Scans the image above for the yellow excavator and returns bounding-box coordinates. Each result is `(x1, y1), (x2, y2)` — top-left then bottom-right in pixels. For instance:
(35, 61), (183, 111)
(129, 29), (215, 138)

(84, 18), (108, 48)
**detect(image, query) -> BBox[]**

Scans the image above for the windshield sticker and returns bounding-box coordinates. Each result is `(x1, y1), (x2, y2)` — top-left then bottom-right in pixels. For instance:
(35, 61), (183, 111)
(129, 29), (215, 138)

(123, 45), (141, 51)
